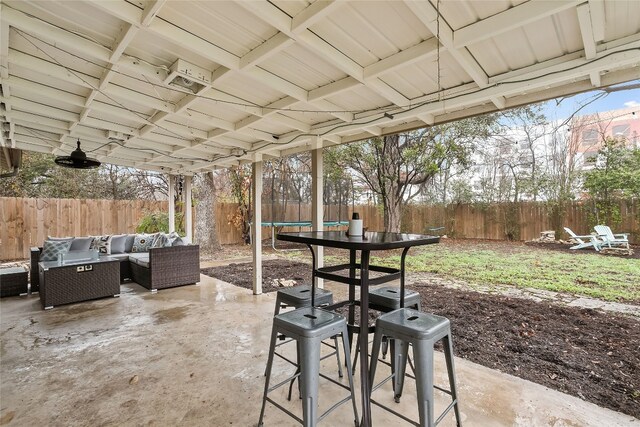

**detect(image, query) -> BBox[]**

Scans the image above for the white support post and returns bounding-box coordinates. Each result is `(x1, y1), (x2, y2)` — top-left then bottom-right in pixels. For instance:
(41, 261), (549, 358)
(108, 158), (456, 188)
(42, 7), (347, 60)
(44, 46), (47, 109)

(168, 175), (176, 233)
(311, 138), (324, 288)
(185, 175), (193, 244)
(252, 156), (263, 295)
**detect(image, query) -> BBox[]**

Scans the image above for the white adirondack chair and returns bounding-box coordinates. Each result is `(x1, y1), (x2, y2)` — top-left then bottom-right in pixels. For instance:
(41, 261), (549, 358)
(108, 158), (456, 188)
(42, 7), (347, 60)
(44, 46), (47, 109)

(564, 227), (601, 251)
(594, 225), (630, 250)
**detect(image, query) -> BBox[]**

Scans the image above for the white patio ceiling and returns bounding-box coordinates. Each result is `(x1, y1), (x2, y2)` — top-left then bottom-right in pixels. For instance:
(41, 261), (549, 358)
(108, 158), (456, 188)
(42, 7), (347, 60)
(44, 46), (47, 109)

(1, 0), (639, 175)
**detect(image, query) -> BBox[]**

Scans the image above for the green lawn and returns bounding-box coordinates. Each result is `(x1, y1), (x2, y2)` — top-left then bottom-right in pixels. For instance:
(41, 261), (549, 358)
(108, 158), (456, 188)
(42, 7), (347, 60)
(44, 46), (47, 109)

(323, 245), (640, 302)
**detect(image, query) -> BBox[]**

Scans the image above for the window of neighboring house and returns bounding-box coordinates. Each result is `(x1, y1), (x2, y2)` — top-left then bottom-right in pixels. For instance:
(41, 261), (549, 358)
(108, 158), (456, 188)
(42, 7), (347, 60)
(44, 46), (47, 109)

(518, 140), (531, 150)
(582, 129), (598, 145)
(612, 124), (630, 138)
(583, 151), (598, 164)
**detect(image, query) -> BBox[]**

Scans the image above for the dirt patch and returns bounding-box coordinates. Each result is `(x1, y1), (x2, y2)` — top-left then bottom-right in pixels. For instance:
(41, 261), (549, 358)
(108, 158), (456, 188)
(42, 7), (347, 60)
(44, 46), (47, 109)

(410, 283), (639, 419)
(201, 259), (312, 294)
(202, 259), (640, 418)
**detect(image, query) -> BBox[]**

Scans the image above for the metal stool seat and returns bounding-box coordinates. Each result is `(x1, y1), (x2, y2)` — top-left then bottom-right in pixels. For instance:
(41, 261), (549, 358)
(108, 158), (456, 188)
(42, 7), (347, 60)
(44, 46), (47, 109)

(369, 308), (462, 427)
(259, 307), (359, 427)
(270, 285), (343, 379)
(368, 286), (421, 312)
(275, 285), (334, 315)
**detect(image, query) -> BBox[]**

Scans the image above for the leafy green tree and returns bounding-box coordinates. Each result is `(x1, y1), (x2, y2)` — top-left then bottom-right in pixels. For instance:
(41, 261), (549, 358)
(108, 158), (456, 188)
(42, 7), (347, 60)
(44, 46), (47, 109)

(327, 115), (499, 232)
(0, 151), (164, 200)
(583, 137), (640, 225)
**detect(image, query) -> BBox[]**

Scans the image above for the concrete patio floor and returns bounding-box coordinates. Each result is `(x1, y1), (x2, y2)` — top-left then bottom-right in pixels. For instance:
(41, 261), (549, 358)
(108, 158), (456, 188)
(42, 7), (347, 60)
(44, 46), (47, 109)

(1, 273), (637, 427)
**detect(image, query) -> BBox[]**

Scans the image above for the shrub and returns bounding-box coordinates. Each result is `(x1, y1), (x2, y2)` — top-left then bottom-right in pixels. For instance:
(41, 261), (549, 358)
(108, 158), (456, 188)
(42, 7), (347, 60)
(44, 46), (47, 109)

(136, 210), (184, 234)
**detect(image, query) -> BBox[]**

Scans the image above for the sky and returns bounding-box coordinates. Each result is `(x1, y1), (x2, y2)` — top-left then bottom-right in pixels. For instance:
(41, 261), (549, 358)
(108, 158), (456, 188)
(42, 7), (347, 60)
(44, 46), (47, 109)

(541, 80), (640, 121)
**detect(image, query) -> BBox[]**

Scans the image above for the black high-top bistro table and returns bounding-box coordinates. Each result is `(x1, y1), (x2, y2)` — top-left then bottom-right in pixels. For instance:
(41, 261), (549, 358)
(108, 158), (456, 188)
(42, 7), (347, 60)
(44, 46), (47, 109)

(276, 231), (440, 426)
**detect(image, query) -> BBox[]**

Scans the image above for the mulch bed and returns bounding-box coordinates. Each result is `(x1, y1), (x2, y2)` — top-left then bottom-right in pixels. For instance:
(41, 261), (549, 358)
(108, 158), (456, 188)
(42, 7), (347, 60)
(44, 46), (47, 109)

(411, 283), (639, 419)
(201, 259), (640, 418)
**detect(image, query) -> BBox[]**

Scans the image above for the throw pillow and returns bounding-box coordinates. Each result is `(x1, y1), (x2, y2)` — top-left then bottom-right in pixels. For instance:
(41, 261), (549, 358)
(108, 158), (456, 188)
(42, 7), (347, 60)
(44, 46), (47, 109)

(89, 236), (101, 250)
(132, 233), (156, 253)
(124, 234), (136, 253)
(70, 236), (93, 252)
(40, 239), (72, 261)
(166, 231), (185, 247)
(172, 236), (185, 246)
(93, 235), (112, 254)
(110, 234), (127, 254)
(152, 233), (169, 248)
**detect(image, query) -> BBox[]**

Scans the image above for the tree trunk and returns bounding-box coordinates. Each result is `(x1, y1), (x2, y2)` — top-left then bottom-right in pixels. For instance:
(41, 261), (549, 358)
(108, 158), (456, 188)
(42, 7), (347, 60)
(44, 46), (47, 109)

(194, 171), (220, 256)
(383, 198), (402, 232)
(382, 184), (402, 232)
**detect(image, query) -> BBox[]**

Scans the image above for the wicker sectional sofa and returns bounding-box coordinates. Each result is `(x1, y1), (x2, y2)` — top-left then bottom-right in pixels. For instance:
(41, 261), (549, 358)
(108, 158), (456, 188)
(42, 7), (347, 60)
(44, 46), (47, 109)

(31, 236), (200, 293)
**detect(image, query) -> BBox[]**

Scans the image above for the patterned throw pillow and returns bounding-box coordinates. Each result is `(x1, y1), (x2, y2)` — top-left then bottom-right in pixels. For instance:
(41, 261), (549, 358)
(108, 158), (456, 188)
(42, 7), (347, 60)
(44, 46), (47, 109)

(166, 231), (185, 247)
(40, 239), (72, 261)
(93, 235), (112, 254)
(152, 233), (169, 248)
(89, 236), (100, 250)
(131, 233), (156, 253)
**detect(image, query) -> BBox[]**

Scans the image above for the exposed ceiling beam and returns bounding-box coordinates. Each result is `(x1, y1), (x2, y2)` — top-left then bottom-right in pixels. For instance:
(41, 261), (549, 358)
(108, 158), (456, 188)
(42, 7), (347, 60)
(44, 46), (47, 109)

(577, 3), (597, 60)
(363, 38), (439, 79)
(404, 0), (506, 110)
(453, 0), (580, 48)
(588, 0), (606, 42)
(239, 32), (294, 69)
(291, 1), (341, 34)
(140, 0), (167, 27)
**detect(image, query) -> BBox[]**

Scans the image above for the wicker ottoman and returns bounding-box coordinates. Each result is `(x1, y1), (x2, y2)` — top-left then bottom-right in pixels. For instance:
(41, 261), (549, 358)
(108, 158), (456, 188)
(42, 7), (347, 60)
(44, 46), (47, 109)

(0, 267), (29, 297)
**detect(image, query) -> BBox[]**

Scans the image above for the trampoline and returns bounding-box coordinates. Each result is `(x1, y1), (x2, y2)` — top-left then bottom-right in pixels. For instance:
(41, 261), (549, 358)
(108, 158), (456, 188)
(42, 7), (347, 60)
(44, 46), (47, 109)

(249, 220), (349, 250)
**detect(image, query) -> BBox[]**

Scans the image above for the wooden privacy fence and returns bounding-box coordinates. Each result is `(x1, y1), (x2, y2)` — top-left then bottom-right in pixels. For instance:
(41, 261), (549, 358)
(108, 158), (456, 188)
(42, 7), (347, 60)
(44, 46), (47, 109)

(2, 197), (638, 260)
(225, 200), (639, 245)
(397, 201), (639, 242)
(1, 198), (167, 260)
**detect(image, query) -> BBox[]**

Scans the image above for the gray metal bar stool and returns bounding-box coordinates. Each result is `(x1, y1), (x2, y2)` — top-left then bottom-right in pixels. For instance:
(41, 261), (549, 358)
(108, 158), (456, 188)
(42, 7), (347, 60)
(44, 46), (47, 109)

(367, 286), (421, 360)
(369, 308), (462, 427)
(270, 285), (343, 379)
(259, 307), (359, 427)
(351, 286), (422, 373)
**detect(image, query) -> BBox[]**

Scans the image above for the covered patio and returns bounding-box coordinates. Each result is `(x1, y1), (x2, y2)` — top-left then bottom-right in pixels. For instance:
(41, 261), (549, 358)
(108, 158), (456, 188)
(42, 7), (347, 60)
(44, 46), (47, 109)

(2, 0), (640, 425)
(2, 0), (639, 293)
(1, 273), (635, 426)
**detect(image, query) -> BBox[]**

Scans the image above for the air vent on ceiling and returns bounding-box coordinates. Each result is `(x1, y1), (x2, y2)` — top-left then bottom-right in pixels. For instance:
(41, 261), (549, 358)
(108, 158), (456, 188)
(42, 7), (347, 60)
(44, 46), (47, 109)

(107, 131), (130, 142)
(164, 59), (211, 94)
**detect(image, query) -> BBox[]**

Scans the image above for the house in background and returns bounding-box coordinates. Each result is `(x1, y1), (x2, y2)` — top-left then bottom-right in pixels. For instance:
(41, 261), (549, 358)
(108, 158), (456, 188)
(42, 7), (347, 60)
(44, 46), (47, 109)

(570, 107), (639, 170)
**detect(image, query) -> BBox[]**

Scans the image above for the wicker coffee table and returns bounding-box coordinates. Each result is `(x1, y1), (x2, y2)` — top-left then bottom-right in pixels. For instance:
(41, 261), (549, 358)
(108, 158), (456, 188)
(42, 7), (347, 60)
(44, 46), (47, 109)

(39, 257), (120, 309)
(0, 266), (29, 297)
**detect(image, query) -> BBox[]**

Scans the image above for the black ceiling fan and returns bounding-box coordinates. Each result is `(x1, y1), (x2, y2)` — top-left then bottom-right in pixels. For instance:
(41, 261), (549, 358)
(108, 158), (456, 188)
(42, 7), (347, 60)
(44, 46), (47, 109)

(54, 139), (101, 169)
